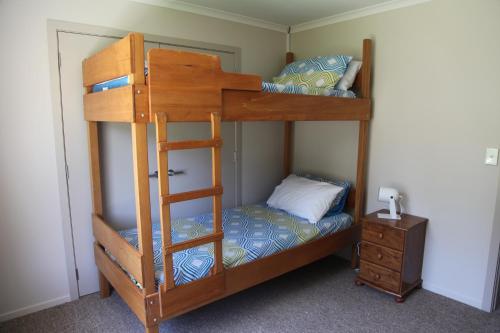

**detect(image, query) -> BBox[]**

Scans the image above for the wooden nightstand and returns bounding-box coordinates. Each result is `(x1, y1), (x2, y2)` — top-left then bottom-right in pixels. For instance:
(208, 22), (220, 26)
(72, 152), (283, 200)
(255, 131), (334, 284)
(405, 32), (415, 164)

(355, 210), (428, 302)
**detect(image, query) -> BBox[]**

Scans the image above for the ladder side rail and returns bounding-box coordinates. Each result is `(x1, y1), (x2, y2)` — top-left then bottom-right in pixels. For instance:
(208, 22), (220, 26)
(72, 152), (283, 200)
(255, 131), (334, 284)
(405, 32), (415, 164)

(155, 113), (175, 290)
(211, 113), (224, 275)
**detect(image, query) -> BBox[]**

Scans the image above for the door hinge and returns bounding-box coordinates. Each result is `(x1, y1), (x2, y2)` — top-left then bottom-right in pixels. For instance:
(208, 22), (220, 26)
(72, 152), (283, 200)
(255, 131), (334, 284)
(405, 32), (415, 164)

(233, 151), (237, 163)
(58, 52), (62, 69)
(75, 268), (79, 281)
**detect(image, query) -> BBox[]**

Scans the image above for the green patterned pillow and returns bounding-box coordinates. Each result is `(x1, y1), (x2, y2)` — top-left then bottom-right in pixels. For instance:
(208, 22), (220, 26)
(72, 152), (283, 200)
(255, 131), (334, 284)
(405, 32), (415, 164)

(273, 70), (341, 89)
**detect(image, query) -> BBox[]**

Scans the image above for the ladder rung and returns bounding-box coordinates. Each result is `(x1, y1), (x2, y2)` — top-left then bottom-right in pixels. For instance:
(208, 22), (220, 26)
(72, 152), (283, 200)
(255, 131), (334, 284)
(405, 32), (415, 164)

(162, 185), (223, 204)
(159, 139), (222, 152)
(165, 232), (224, 254)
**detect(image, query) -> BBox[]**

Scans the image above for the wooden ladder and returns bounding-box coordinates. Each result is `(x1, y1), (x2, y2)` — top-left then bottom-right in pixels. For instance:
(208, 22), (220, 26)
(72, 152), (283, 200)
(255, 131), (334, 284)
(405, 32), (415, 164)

(154, 112), (224, 293)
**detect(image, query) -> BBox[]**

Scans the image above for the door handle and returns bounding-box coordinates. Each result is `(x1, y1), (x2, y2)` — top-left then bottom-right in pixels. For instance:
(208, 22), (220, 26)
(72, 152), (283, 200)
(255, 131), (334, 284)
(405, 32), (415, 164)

(148, 170), (185, 178)
(168, 169), (184, 176)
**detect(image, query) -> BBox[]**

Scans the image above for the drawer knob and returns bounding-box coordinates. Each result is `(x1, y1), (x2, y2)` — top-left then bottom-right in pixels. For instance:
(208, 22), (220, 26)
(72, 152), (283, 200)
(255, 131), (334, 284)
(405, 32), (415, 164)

(377, 253), (383, 260)
(375, 273), (381, 280)
(378, 232), (384, 239)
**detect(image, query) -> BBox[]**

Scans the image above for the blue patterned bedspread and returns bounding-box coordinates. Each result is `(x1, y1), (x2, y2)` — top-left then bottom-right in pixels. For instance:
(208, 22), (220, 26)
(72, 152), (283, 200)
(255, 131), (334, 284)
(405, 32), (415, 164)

(262, 82), (356, 97)
(117, 204), (352, 288)
(92, 76), (355, 98)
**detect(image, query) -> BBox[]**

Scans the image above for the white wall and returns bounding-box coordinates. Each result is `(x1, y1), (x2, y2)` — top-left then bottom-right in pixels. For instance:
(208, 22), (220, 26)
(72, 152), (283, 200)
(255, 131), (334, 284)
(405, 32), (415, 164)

(291, 0), (500, 309)
(0, 0), (286, 320)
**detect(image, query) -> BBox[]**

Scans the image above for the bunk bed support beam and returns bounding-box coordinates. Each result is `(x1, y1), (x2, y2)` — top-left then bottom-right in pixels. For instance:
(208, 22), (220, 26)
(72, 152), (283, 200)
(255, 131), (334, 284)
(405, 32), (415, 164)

(131, 123), (160, 332)
(131, 124), (157, 293)
(283, 52), (294, 177)
(87, 121), (112, 298)
(353, 38), (372, 224)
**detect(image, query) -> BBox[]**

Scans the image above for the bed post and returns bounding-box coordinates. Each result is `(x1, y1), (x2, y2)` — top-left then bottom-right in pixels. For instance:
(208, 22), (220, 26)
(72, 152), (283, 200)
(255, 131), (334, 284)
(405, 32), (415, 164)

(352, 39), (372, 269)
(87, 121), (111, 298)
(284, 52), (294, 177)
(130, 34), (159, 333)
(353, 39), (372, 224)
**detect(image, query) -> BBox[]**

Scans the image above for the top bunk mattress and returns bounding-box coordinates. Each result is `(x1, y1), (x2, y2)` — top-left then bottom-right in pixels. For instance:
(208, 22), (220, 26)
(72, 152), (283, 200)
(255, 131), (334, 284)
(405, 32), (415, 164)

(116, 203), (353, 288)
(92, 76), (356, 98)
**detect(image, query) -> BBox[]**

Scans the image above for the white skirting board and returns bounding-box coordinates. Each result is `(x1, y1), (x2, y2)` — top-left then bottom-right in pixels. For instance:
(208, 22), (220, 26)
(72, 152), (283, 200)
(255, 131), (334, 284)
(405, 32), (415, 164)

(0, 295), (71, 323)
(422, 282), (484, 310)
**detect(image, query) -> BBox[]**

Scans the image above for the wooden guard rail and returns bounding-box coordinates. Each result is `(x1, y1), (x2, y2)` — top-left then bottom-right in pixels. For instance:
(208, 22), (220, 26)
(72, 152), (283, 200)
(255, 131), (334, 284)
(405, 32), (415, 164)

(92, 214), (144, 286)
(82, 33), (148, 123)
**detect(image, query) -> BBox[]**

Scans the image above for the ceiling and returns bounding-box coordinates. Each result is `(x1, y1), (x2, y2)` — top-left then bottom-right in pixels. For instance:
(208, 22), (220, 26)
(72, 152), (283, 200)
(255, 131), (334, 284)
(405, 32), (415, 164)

(172, 0), (395, 26)
(133, 0), (429, 32)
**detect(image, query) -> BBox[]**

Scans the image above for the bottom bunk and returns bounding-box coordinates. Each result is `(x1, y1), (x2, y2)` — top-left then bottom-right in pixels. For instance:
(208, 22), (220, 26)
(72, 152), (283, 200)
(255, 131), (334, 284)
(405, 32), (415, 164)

(95, 204), (360, 329)
(114, 203), (354, 289)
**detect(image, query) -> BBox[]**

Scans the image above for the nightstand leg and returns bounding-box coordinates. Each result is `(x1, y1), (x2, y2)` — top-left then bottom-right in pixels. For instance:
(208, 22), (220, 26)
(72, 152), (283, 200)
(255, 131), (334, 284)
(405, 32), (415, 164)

(395, 296), (405, 303)
(415, 282), (423, 289)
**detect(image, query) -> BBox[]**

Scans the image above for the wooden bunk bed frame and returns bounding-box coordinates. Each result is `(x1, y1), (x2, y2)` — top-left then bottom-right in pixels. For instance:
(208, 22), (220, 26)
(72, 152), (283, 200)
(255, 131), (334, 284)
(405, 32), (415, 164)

(82, 33), (372, 333)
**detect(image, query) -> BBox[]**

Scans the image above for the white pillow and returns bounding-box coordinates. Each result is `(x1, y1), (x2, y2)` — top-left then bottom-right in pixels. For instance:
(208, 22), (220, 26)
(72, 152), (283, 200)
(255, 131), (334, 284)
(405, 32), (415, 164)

(336, 60), (362, 91)
(266, 175), (343, 223)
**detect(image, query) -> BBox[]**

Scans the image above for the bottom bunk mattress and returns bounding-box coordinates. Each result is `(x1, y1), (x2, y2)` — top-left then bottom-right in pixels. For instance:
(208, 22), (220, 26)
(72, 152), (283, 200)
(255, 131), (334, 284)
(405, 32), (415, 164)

(116, 203), (353, 288)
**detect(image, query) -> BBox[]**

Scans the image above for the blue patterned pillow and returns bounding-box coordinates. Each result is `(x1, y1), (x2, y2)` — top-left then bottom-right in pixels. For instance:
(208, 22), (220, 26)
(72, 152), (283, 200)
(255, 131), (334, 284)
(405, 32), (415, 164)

(279, 55), (352, 79)
(300, 174), (351, 215)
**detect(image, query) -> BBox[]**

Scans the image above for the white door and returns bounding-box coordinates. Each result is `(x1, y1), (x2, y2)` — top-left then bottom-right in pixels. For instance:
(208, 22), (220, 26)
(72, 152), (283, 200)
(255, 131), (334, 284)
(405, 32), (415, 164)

(58, 32), (238, 296)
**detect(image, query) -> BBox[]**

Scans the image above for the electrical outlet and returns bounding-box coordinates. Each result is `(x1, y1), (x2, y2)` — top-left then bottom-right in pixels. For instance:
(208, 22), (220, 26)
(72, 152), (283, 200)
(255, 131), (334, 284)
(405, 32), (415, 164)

(485, 148), (499, 166)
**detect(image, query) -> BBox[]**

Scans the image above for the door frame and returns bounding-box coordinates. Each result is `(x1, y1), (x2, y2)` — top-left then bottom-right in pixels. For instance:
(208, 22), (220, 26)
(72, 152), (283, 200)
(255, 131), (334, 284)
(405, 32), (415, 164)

(47, 20), (242, 300)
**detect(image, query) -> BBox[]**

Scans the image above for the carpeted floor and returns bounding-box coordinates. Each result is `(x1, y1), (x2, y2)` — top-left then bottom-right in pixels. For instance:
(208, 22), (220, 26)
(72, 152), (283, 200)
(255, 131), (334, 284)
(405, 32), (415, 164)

(1, 256), (499, 333)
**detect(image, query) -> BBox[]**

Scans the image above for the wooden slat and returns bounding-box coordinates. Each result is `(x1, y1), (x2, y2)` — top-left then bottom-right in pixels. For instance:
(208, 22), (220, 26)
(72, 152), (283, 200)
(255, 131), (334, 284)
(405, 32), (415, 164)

(92, 215), (144, 286)
(211, 113), (224, 275)
(165, 232), (224, 255)
(155, 113), (175, 290)
(94, 243), (147, 325)
(131, 123), (156, 294)
(283, 121), (293, 177)
(162, 186), (223, 204)
(223, 91), (371, 121)
(354, 120), (369, 224)
(158, 138), (222, 152)
(82, 34), (133, 87)
(84, 86), (135, 122)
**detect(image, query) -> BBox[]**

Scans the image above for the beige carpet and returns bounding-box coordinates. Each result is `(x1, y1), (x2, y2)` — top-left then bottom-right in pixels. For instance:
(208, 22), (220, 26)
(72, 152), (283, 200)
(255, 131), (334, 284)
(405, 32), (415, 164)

(1, 257), (499, 333)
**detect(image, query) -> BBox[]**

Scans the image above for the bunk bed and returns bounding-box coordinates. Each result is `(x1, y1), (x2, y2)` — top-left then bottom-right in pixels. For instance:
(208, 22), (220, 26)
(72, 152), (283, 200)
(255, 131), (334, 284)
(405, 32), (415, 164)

(82, 33), (372, 333)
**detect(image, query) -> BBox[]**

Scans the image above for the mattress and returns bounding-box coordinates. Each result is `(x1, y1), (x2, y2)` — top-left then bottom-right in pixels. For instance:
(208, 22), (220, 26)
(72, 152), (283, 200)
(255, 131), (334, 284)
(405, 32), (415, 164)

(117, 204), (353, 288)
(92, 75), (355, 97)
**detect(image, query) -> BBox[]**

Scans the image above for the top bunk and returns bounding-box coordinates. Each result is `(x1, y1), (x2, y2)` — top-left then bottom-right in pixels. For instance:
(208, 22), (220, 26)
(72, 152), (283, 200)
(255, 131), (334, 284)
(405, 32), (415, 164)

(82, 33), (372, 123)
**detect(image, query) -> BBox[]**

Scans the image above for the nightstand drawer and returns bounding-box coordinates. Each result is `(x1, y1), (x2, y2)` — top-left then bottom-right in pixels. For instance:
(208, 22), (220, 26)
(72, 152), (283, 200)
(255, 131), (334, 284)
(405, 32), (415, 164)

(362, 222), (404, 250)
(360, 241), (403, 272)
(359, 260), (401, 293)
